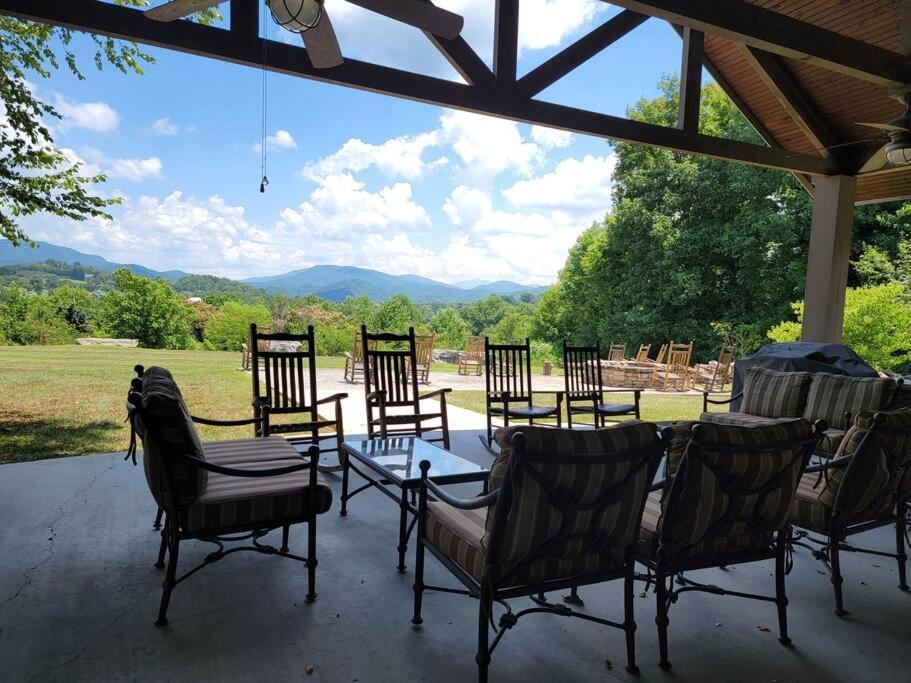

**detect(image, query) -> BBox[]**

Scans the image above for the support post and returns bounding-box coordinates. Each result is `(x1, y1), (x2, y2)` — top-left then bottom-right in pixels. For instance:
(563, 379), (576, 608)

(801, 175), (856, 343)
(677, 27), (703, 132)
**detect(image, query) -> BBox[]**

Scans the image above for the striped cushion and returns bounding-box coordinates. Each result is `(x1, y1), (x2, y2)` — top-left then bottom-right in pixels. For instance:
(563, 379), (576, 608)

(637, 490), (664, 558)
(181, 459), (332, 533)
(483, 423), (659, 584)
(139, 366), (207, 506)
(425, 502), (623, 586)
(665, 421), (694, 476)
(699, 412), (789, 427)
(741, 368), (812, 418)
(817, 428), (847, 457)
(790, 472), (832, 532)
(659, 420), (812, 560)
(203, 437), (303, 465)
(802, 373), (896, 428)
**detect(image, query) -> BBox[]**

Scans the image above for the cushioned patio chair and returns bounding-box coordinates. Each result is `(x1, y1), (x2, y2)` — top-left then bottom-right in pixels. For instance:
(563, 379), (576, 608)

(638, 419), (821, 670)
(250, 323), (347, 473)
(562, 341), (641, 428)
(127, 365), (332, 626)
(362, 325), (451, 449)
(483, 337), (562, 446)
(411, 423), (666, 680)
(790, 408), (911, 615)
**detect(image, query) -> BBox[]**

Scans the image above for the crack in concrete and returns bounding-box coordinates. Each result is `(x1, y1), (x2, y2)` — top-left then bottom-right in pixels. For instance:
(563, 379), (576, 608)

(0, 460), (115, 611)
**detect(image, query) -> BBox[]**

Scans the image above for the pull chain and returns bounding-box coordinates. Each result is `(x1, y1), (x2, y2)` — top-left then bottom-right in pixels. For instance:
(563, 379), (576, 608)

(260, 0), (269, 193)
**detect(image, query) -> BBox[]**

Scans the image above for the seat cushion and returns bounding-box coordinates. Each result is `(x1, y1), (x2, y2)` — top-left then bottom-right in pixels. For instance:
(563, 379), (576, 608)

(699, 411), (790, 427)
(425, 502), (623, 586)
(637, 489), (664, 559)
(181, 458), (332, 533)
(817, 428), (847, 457)
(789, 471), (832, 533)
(803, 373), (897, 428)
(740, 367), (812, 418)
(505, 405), (558, 419)
(139, 366), (207, 506)
(203, 437), (302, 465)
(596, 403), (637, 416)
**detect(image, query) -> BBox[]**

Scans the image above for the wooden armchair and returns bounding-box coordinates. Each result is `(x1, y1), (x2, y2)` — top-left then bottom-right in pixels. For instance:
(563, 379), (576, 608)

(656, 341), (693, 391)
(634, 343), (651, 363)
(458, 335), (485, 376)
(790, 408), (911, 615)
(411, 423), (665, 679)
(693, 345), (735, 393)
(127, 365), (332, 626)
(343, 330), (375, 383)
(250, 323), (347, 473)
(562, 341), (641, 428)
(362, 325), (451, 449)
(638, 419), (821, 669)
(413, 332), (435, 384)
(607, 341), (627, 361)
(484, 337), (562, 446)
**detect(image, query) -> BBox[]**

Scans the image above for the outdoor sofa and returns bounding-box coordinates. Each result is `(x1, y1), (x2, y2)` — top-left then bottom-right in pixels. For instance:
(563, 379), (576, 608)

(701, 367), (902, 456)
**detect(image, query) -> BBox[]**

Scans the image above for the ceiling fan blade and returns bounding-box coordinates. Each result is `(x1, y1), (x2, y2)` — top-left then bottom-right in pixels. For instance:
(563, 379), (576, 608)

(856, 121), (909, 132)
(301, 12), (344, 69)
(859, 145), (889, 173)
(145, 0), (223, 22)
(345, 0), (464, 38)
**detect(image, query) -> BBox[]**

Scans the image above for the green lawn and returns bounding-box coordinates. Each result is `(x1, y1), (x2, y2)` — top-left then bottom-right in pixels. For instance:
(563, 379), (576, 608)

(442, 390), (725, 424)
(0, 346), (722, 464)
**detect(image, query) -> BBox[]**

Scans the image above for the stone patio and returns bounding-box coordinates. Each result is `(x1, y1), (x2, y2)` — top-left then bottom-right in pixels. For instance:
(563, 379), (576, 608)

(1, 429), (909, 681)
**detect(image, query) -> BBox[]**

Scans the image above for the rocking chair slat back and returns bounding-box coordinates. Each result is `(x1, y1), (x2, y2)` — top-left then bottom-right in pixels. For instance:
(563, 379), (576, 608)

(485, 338), (533, 402)
(607, 342), (627, 361)
(251, 323), (318, 418)
(635, 344), (651, 363)
(562, 343), (602, 398)
(362, 325), (419, 408)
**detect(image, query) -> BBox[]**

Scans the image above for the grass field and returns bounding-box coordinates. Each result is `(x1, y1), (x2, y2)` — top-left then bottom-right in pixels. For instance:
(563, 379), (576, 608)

(0, 346), (715, 464)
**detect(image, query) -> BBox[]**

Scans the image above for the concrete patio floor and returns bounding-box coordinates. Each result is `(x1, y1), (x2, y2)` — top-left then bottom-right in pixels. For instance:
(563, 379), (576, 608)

(1, 429), (909, 682)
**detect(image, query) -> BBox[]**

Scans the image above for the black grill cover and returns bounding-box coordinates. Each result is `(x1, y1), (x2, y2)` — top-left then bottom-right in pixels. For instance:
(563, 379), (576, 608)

(730, 342), (878, 411)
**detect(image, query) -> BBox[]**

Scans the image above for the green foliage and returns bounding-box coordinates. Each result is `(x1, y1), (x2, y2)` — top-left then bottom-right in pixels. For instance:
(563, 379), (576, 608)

(486, 310), (533, 344)
(854, 245), (897, 286)
(0, 5), (219, 244)
(205, 301), (271, 352)
(368, 294), (426, 333)
(460, 295), (511, 335)
(0, 283), (76, 344)
(49, 284), (97, 333)
(99, 269), (191, 349)
(767, 285), (911, 371)
(429, 308), (470, 348)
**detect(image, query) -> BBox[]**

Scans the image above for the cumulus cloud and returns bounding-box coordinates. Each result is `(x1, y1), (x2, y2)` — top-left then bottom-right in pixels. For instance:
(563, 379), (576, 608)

(501, 154), (616, 212)
(439, 111), (543, 179)
(107, 156), (164, 182)
(54, 95), (119, 132)
(530, 126), (574, 149)
(254, 129), (298, 153)
(302, 132), (446, 180)
(148, 117), (195, 135)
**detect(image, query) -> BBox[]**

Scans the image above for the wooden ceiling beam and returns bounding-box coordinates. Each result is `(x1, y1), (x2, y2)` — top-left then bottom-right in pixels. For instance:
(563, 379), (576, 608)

(517, 10), (648, 98)
(608, 0), (911, 87)
(677, 27), (703, 133)
(425, 33), (494, 87)
(0, 0), (838, 176)
(493, 0), (519, 89)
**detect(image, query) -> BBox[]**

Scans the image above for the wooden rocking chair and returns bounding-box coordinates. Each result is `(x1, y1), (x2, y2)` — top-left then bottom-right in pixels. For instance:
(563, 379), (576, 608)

(343, 330), (375, 383)
(458, 335), (485, 376)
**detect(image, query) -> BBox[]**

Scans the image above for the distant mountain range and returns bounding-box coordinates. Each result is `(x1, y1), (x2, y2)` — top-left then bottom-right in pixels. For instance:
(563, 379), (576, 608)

(0, 240), (547, 302)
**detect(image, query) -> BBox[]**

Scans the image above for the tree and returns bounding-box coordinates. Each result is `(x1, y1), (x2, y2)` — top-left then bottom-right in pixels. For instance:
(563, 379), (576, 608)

(49, 284), (97, 333)
(368, 294), (424, 333)
(429, 308), (470, 348)
(99, 269), (191, 348)
(205, 300), (271, 351)
(460, 295), (510, 335)
(487, 310), (533, 344)
(768, 284), (911, 371)
(0, 5), (218, 244)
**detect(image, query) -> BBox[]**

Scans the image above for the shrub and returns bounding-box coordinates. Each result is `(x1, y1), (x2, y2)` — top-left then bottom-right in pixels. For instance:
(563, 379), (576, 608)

(205, 301), (271, 351)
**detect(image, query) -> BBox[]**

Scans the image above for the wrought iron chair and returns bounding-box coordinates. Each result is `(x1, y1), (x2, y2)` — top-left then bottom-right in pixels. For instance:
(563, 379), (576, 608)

(483, 337), (562, 446)
(638, 419), (821, 670)
(562, 341), (641, 429)
(127, 365), (332, 626)
(250, 323), (347, 473)
(458, 335), (485, 376)
(343, 330), (375, 383)
(411, 423), (666, 680)
(790, 408), (911, 615)
(362, 325), (451, 449)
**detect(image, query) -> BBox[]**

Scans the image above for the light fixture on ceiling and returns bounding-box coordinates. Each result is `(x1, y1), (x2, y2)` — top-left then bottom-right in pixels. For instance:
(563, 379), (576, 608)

(267, 0), (323, 33)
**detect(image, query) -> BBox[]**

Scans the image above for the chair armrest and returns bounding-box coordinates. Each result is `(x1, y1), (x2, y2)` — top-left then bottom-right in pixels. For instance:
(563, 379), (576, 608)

(316, 392), (348, 405)
(366, 391), (386, 405)
(191, 414), (268, 427)
(423, 477), (499, 510)
(703, 391), (742, 412)
(419, 387), (452, 400)
(804, 454), (852, 474)
(176, 452), (312, 478)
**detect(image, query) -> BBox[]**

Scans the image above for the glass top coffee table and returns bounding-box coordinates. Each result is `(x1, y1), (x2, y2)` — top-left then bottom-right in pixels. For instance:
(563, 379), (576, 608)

(341, 437), (489, 572)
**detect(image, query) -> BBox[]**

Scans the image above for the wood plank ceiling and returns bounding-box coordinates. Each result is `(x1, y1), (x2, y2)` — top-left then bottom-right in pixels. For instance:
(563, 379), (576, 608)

(705, 0), (908, 203)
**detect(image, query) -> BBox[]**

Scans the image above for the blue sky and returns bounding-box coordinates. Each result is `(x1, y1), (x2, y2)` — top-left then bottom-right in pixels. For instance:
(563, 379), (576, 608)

(22, 1), (692, 284)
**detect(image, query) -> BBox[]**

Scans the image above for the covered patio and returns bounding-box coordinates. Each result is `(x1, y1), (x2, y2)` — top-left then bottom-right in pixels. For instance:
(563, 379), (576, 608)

(1, 437), (909, 681)
(3, 0), (911, 680)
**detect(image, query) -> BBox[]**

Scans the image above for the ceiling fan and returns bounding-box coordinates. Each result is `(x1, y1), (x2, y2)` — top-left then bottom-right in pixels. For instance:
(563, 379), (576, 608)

(854, 91), (911, 172)
(145, 0), (464, 69)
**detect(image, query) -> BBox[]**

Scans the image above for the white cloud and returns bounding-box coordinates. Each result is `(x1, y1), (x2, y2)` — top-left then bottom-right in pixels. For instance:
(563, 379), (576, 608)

(516, 0), (602, 52)
(530, 126), (574, 149)
(54, 95), (119, 132)
(150, 117), (181, 135)
(254, 129), (298, 153)
(302, 132), (446, 180)
(501, 154), (616, 212)
(107, 156), (164, 182)
(439, 111), (542, 179)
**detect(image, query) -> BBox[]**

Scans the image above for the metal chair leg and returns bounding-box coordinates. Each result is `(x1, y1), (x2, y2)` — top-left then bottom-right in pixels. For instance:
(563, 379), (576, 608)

(280, 524), (290, 553)
(896, 507), (909, 591)
(155, 521), (168, 569)
(155, 520), (180, 626)
(476, 592), (492, 683)
(412, 538), (426, 625)
(624, 561), (639, 674)
(306, 514), (317, 603)
(655, 569), (671, 669)
(153, 506), (163, 530)
(775, 532), (791, 645)
(830, 539), (848, 616)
